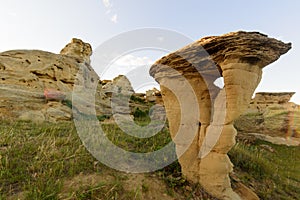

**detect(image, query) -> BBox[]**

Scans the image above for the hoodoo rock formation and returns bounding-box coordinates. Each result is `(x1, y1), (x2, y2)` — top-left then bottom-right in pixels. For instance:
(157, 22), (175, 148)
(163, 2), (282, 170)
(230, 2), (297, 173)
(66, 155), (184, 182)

(60, 38), (92, 64)
(0, 38), (140, 123)
(0, 38), (102, 122)
(150, 31), (291, 199)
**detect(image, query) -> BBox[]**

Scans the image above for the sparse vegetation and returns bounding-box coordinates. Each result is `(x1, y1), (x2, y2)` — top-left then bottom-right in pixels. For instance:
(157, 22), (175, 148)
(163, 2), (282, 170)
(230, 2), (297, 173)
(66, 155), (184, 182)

(0, 119), (299, 199)
(229, 139), (300, 199)
(130, 95), (146, 105)
(97, 114), (110, 122)
(0, 120), (179, 200)
(101, 122), (171, 153)
(133, 108), (150, 123)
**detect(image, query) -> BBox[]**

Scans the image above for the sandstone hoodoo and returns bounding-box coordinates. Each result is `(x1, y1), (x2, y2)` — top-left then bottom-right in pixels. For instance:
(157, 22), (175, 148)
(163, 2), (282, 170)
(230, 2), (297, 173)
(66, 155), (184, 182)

(0, 38), (102, 122)
(60, 38), (93, 64)
(150, 31), (291, 199)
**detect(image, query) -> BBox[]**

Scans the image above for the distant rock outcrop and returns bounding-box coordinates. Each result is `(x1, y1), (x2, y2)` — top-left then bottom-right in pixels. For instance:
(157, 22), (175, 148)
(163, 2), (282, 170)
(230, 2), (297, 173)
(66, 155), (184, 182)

(235, 92), (300, 139)
(251, 92), (296, 105)
(150, 31), (291, 200)
(100, 75), (135, 118)
(145, 88), (163, 103)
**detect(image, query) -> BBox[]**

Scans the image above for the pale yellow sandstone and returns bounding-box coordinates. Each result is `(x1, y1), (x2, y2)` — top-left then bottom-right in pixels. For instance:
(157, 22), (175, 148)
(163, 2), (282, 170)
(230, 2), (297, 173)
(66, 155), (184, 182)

(150, 31), (291, 199)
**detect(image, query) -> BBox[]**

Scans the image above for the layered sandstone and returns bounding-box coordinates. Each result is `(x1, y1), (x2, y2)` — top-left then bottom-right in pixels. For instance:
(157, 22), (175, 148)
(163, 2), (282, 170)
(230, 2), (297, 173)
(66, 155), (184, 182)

(235, 92), (300, 139)
(150, 31), (291, 199)
(60, 38), (92, 64)
(101, 75), (135, 120)
(251, 92), (296, 105)
(0, 38), (103, 122)
(0, 37), (142, 123)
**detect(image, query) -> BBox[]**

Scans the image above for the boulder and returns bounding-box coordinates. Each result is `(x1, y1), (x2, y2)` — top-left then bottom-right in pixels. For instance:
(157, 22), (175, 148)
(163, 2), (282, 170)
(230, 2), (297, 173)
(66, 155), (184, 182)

(150, 31), (291, 199)
(145, 88), (161, 103)
(19, 110), (45, 123)
(101, 75), (134, 95)
(100, 75), (135, 117)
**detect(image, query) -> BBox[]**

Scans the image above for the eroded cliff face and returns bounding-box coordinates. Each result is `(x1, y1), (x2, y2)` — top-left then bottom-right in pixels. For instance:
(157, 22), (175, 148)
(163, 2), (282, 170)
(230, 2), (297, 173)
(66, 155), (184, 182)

(0, 38), (139, 123)
(252, 92), (296, 105)
(0, 39), (99, 122)
(235, 92), (300, 139)
(150, 31), (291, 199)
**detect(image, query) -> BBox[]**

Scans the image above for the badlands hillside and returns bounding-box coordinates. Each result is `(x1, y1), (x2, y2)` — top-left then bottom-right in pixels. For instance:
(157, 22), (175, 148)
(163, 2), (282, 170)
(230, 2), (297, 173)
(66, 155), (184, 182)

(1, 37), (299, 144)
(0, 34), (299, 200)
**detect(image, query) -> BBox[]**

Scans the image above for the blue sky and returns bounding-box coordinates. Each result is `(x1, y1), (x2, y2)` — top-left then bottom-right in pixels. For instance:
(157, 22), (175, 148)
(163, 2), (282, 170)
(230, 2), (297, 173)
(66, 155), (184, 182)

(1, 0), (300, 102)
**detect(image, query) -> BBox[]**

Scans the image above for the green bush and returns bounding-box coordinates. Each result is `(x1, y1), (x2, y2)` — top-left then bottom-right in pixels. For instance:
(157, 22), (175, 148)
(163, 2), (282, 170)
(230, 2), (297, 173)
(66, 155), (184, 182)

(97, 114), (110, 121)
(130, 95), (146, 104)
(133, 108), (149, 121)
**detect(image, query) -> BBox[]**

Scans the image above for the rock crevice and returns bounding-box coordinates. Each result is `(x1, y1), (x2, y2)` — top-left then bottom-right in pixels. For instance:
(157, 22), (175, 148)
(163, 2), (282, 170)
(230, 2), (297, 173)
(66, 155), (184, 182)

(0, 38), (97, 122)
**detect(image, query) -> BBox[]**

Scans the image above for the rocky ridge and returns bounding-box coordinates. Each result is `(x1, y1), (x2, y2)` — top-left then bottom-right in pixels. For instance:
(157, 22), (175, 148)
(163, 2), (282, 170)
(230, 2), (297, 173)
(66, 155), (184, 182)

(0, 33), (296, 200)
(235, 92), (300, 139)
(0, 39), (135, 123)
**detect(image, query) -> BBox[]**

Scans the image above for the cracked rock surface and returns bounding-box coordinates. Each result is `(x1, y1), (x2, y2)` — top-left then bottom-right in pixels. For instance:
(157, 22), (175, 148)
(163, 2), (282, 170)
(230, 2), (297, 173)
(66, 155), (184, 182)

(150, 31), (291, 199)
(0, 38), (100, 122)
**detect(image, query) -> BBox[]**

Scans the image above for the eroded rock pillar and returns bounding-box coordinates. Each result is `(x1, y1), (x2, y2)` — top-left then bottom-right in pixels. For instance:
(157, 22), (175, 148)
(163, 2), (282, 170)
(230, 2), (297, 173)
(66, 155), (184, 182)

(150, 31), (291, 200)
(198, 64), (263, 199)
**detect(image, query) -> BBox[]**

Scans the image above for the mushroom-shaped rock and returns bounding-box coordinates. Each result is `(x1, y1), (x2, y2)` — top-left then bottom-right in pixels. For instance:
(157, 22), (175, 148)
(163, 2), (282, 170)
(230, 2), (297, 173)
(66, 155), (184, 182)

(149, 31), (291, 200)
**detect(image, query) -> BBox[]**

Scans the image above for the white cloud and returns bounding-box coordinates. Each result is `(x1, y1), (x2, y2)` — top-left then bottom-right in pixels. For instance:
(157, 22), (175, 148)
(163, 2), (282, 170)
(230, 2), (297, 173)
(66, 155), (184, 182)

(111, 14), (118, 23)
(8, 11), (17, 17)
(114, 55), (153, 67)
(102, 0), (118, 23)
(100, 54), (158, 92)
(102, 0), (111, 8)
(100, 54), (154, 80)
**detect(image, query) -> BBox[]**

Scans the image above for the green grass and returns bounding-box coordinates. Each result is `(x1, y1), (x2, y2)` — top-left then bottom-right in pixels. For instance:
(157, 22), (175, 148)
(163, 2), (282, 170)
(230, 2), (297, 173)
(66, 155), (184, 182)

(0, 120), (175, 200)
(229, 139), (300, 199)
(101, 123), (171, 153)
(0, 121), (99, 199)
(1, 119), (299, 199)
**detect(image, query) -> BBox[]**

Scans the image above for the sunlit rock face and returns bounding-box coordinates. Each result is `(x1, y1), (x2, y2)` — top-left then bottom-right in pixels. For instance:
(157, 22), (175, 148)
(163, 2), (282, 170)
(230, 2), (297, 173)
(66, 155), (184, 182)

(60, 38), (92, 64)
(150, 31), (291, 199)
(0, 36), (139, 123)
(252, 92), (295, 105)
(0, 38), (101, 122)
(235, 92), (300, 139)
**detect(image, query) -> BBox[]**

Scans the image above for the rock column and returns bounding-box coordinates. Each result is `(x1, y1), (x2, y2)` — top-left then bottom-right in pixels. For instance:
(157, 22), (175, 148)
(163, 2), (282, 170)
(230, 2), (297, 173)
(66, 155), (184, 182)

(150, 31), (291, 199)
